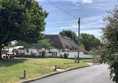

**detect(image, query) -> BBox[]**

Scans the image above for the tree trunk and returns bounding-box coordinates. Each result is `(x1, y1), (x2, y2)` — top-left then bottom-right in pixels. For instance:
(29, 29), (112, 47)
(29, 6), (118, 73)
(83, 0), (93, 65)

(0, 45), (2, 59)
(0, 26), (2, 59)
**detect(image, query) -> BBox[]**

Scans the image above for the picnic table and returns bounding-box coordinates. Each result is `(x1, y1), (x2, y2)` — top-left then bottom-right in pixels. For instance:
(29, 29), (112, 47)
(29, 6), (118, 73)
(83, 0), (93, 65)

(3, 52), (16, 59)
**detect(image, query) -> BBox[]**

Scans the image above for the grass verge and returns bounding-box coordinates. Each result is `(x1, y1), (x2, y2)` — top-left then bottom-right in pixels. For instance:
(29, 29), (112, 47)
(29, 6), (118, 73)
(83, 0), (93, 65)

(0, 58), (93, 83)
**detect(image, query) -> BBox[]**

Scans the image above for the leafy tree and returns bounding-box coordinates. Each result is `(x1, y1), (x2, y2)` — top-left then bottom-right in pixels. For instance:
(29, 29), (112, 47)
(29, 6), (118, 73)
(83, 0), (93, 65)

(60, 30), (78, 44)
(15, 40), (27, 46)
(0, 0), (48, 59)
(80, 33), (101, 51)
(37, 39), (53, 49)
(100, 7), (118, 83)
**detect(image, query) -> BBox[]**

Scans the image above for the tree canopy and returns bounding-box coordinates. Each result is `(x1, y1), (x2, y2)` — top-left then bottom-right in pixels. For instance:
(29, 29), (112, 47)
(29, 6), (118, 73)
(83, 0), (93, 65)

(36, 39), (53, 49)
(60, 30), (78, 44)
(80, 33), (101, 51)
(15, 40), (27, 46)
(100, 7), (118, 83)
(0, 0), (48, 59)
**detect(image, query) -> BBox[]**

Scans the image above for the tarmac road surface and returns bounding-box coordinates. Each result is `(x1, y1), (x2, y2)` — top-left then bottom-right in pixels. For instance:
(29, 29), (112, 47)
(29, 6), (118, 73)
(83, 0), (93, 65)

(30, 64), (114, 83)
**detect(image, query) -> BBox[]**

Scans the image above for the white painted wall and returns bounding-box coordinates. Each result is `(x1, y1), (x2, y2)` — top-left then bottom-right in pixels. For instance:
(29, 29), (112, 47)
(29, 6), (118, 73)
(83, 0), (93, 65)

(59, 52), (94, 58)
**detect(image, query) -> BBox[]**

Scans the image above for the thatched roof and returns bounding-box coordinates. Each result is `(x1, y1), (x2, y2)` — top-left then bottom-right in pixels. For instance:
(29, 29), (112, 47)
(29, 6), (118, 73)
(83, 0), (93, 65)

(45, 35), (77, 50)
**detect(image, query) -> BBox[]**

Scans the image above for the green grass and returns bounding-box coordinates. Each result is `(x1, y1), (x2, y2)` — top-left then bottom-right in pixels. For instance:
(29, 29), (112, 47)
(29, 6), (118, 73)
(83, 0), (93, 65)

(0, 58), (93, 83)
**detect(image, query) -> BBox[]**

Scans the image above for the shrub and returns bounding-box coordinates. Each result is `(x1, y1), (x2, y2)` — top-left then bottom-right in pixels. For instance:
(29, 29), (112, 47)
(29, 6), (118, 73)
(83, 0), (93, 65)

(63, 53), (69, 58)
(60, 54), (63, 58)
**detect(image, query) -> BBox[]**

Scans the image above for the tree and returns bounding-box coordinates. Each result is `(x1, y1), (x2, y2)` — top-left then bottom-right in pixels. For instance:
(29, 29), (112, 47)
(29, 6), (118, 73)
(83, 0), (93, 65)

(80, 33), (101, 51)
(15, 40), (27, 46)
(100, 7), (118, 83)
(37, 39), (53, 49)
(60, 30), (78, 44)
(0, 0), (48, 59)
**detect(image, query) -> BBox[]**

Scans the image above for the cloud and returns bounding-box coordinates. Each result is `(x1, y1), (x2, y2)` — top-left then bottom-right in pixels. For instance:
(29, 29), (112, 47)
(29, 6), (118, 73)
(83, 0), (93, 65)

(59, 25), (77, 30)
(59, 24), (103, 30)
(59, 15), (104, 30)
(75, 0), (93, 4)
(75, 29), (102, 39)
(58, 15), (104, 39)
(37, 0), (93, 4)
(80, 29), (102, 39)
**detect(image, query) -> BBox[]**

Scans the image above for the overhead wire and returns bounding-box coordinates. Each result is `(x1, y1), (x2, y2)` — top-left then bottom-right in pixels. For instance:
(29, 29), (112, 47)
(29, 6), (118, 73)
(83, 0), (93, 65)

(46, 0), (77, 19)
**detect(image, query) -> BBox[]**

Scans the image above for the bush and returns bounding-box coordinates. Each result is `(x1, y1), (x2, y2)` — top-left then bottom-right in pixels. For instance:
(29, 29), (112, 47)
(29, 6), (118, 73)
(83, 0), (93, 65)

(63, 53), (69, 58)
(60, 54), (63, 58)
(42, 51), (45, 58)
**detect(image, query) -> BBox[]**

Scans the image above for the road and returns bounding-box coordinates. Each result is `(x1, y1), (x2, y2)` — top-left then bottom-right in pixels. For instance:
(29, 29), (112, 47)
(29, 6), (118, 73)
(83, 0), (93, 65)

(30, 64), (114, 83)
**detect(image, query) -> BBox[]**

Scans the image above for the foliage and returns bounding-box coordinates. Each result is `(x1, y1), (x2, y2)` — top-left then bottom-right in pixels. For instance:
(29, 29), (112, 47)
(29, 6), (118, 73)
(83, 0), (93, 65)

(79, 44), (85, 48)
(15, 40), (27, 46)
(0, 0), (48, 59)
(85, 48), (101, 56)
(100, 7), (118, 83)
(37, 39), (53, 49)
(59, 53), (69, 58)
(42, 51), (46, 58)
(60, 30), (78, 44)
(6, 42), (15, 47)
(60, 54), (63, 58)
(86, 50), (96, 55)
(16, 39), (53, 51)
(80, 33), (101, 51)
(63, 53), (69, 58)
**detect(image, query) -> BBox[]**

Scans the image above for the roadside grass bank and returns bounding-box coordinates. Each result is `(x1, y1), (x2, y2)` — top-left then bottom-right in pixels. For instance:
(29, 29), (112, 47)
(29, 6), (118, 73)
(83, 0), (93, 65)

(0, 58), (93, 83)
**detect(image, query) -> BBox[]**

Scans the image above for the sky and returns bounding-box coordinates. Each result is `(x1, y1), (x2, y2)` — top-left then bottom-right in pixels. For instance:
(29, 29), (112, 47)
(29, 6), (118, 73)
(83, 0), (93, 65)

(37, 0), (118, 39)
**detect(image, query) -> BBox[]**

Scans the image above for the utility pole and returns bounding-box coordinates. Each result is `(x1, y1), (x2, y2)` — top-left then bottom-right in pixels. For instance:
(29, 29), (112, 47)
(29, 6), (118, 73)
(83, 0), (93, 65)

(77, 18), (80, 63)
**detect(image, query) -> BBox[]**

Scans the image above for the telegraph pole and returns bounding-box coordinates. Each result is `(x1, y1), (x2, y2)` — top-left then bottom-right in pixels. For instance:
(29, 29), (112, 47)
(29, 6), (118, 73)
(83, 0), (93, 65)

(77, 18), (80, 63)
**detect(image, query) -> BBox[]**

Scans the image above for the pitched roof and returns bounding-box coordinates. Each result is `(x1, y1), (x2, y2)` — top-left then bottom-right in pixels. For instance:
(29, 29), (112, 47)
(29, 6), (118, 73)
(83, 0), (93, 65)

(45, 35), (77, 49)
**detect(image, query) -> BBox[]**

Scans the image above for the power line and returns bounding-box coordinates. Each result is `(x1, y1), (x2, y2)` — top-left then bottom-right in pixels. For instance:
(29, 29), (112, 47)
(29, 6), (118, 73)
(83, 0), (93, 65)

(46, 0), (77, 19)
